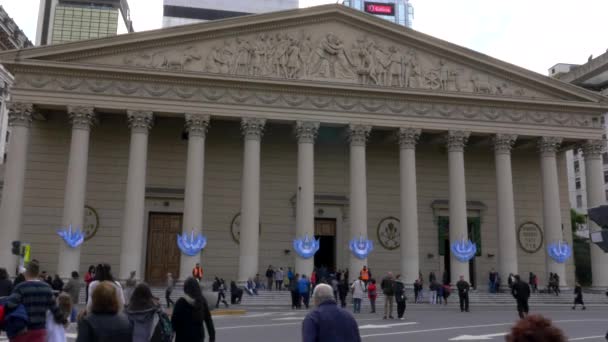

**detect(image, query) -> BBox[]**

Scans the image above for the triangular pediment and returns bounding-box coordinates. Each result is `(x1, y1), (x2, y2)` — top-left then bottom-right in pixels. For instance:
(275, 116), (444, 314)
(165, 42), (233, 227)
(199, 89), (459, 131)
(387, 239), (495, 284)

(1, 4), (605, 104)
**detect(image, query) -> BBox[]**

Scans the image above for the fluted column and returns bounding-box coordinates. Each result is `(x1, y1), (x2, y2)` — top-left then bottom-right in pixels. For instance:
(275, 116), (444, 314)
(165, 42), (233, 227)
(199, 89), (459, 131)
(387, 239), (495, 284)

(295, 121), (319, 278)
(348, 124), (371, 277)
(119, 111), (153, 280)
(238, 118), (266, 282)
(0, 103), (33, 274)
(57, 106), (96, 277)
(538, 136), (566, 286)
(447, 131), (470, 284)
(399, 128), (421, 284)
(582, 140), (608, 287)
(494, 134), (518, 283)
(179, 114), (210, 279)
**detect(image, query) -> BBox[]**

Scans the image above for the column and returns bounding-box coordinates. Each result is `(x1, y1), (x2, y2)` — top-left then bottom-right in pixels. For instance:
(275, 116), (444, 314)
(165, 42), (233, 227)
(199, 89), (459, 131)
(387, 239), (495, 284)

(57, 106), (96, 277)
(119, 111), (153, 280)
(538, 136), (566, 286)
(238, 118), (265, 282)
(179, 114), (210, 279)
(295, 121), (319, 278)
(348, 124), (371, 278)
(582, 140), (608, 287)
(494, 134), (518, 283)
(447, 130), (470, 284)
(399, 128), (421, 285)
(0, 103), (33, 274)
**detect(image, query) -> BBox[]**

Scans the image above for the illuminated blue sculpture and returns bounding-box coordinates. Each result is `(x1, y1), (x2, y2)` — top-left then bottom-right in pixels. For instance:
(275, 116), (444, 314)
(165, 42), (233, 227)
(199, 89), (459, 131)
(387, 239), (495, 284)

(57, 225), (84, 248)
(293, 234), (320, 259)
(547, 240), (572, 263)
(349, 235), (374, 260)
(451, 238), (477, 262)
(177, 229), (207, 256)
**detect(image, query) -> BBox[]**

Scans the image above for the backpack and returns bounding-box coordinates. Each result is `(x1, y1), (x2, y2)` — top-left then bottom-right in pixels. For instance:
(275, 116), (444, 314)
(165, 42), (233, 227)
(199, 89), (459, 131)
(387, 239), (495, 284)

(153, 309), (173, 342)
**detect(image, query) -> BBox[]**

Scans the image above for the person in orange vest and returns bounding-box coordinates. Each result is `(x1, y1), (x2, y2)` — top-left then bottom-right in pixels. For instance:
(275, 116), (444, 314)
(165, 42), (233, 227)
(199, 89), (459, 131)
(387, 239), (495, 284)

(360, 266), (371, 286)
(192, 263), (203, 282)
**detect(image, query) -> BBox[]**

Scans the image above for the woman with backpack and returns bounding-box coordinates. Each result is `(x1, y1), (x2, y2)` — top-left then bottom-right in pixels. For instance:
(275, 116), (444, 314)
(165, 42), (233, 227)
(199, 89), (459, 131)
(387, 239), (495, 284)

(367, 279), (378, 313)
(126, 283), (173, 342)
(171, 277), (216, 342)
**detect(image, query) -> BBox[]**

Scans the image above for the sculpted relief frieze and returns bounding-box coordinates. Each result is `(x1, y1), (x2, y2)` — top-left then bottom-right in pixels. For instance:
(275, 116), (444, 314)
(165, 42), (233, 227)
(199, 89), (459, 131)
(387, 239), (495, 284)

(83, 23), (547, 99)
(16, 73), (599, 130)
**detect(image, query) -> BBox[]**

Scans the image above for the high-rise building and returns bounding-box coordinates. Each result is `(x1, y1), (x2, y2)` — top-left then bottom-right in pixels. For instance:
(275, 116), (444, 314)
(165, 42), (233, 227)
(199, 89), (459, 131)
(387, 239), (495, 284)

(36, 0), (134, 46)
(162, 0), (299, 28)
(342, 0), (414, 28)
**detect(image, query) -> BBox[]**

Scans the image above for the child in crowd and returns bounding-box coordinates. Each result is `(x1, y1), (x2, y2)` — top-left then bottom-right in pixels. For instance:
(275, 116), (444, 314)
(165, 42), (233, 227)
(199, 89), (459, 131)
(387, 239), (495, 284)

(46, 293), (73, 342)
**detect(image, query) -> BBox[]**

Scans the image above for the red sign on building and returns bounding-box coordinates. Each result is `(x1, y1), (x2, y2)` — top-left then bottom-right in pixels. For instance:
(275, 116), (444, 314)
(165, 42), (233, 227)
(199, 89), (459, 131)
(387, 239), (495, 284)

(363, 2), (395, 16)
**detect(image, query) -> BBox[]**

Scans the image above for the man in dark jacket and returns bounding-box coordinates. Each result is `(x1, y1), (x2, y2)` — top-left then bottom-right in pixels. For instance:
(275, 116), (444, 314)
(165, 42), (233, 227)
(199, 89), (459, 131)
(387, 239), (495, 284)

(302, 283), (360, 342)
(456, 275), (470, 313)
(511, 275), (531, 319)
(380, 272), (395, 319)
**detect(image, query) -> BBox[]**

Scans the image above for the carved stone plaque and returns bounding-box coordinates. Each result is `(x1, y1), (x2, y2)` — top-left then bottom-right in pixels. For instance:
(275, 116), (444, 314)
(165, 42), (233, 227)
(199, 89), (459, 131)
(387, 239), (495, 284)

(83, 205), (100, 241)
(230, 212), (262, 244)
(517, 222), (543, 253)
(377, 216), (400, 250)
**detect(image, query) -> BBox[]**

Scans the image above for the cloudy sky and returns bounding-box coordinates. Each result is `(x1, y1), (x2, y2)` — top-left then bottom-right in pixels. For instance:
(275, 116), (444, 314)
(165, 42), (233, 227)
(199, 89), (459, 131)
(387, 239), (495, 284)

(1, 0), (606, 75)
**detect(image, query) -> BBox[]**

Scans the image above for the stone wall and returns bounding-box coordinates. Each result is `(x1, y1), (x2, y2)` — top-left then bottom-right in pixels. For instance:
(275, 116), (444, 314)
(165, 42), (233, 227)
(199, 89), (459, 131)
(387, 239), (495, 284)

(17, 112), (574, 286)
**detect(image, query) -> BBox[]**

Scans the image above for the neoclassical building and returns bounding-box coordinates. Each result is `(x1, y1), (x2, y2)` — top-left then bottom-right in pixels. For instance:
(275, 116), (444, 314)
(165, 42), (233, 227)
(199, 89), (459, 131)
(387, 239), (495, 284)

(0, 5), (607, 287)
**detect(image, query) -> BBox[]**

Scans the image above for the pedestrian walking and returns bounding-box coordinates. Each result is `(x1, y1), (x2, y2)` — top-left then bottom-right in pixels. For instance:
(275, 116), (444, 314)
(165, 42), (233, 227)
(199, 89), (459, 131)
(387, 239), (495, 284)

(511, 275), (531, 319)
(51, 274), (64, 293)
(87, 263), (125, 313)
(413, 279), (421, 303)
(441, 283), (451, 305)
(351, 276), (366, 314)
(508, 273), (514, 289)
(394, 274), (406, 320)
(338, 279), (348, 308)
(63, 270), (81, 320)
(456, 275), (470, 313)
(84, 265), (95, 304)
(437, 281), (444, 304)
(0, 267), (13, 297)
(302, 283), (361, 342)
(76, 281), (132, 342)
(166, 272), (175, 308)
(489, 268), (498, 293)
(429, 271), (436, 284)
(266, 265), (274, 291)
(360, 266), (371, 286)
(192, 263), (204, 282)
(215, 279), (229, 308)
(572, 282), (586, 310)
(553, 273), (561, 296)
(429, 280), (439, 304)
(367, 279), (377, 313)
(171, 277), (215, 342)
(331, 275), (339, 300)
(4, 261), (66, 342)
(290, 273), (300, 309)
(46, 293), (72, 342)
(275, 267), (285, 291)
(299, 275), (311, 309)
(381, 272), (395, 319)
(126, 283), (173, 342)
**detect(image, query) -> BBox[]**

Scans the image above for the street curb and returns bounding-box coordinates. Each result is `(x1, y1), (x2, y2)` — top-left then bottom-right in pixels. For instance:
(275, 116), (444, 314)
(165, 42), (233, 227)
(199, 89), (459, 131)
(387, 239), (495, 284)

(212, 309), (247, 316)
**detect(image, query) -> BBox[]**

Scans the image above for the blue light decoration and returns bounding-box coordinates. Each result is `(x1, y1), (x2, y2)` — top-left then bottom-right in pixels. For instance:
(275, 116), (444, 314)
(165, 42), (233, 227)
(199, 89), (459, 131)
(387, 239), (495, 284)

(547, 240), (572, 264)
(177, 229), (207, 256)
(57, 224), (85, 248)
(450, 238), (477, 262)
(293, 234), (320, 259)
(349, 235), (374, 260)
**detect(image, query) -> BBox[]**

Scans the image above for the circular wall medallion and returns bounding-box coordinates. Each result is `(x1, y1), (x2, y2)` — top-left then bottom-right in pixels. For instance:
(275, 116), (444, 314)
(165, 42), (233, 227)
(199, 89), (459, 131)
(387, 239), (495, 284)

(83, 205), (100, 241)
(517, 222), (543, 253)
(376, 216), (400, 250)
(230, 213), (261, 244)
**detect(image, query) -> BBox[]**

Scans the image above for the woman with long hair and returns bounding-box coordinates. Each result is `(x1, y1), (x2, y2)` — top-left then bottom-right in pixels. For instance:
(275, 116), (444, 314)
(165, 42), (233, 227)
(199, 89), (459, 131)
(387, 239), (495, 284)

(86, 263), (125, 312)
(171, 277), (215, 342)
(0, 267), (13, 297)
(84, 265), (95, 304)
(126, 283), (172, 341)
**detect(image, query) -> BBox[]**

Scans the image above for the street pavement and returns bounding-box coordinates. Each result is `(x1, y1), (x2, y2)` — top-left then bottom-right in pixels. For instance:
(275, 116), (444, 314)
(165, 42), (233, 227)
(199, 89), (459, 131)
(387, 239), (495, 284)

(2, 304), (607, 341)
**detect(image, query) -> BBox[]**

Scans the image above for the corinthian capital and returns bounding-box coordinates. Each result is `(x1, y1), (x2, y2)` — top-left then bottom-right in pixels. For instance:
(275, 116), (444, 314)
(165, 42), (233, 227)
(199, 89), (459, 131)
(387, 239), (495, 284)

(241, 118), (266, 140)
(7, 102), (33, 128)
(581, 139), (606, 160)
(295, 121), (320, 144)
(398, 128), (421, 149)
(537, 136), (562, 156)
(493, 134), (517, 154)
(446, 131), (470, 152)
(185, 113), (210, 137)
(68, 106), (96, 130)
(348, 124), (372, 147)
(127, 110), (154, 133)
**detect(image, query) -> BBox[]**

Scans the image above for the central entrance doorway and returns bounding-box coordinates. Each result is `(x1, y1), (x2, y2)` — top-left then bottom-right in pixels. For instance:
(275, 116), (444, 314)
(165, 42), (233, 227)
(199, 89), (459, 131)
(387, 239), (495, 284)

(438, 216), (481, 288)
(314, 218), (336, 275)
(145, 212), (182, 285)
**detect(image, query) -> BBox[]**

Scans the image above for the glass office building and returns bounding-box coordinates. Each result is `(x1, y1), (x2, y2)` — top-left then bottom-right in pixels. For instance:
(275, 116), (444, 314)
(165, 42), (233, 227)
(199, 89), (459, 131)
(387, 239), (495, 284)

(342, 0), (414, 28)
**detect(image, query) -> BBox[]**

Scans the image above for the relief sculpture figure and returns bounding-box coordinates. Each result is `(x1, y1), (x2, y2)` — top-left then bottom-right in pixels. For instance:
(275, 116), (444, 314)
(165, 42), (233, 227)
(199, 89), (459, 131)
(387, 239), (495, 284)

(386, 46), (403, 87)
(233, 38), (252, 75)
(309, 33), (355, 79)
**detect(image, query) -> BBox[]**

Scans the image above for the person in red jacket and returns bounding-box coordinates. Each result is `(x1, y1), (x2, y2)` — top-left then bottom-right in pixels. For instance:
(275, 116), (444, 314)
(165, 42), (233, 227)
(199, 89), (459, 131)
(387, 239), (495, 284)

(192, 263), (203, 282)
(84, 265), (95, 304)
(367, 279), (377, 313)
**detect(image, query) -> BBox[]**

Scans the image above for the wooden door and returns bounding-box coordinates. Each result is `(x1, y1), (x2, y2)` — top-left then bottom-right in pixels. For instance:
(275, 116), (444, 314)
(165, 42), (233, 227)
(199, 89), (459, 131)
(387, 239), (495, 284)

(146, 213), (182, 285)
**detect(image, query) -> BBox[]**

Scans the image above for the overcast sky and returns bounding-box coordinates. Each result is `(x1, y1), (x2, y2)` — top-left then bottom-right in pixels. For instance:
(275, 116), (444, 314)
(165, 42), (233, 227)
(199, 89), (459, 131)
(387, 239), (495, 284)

(1, 0), (606, 75)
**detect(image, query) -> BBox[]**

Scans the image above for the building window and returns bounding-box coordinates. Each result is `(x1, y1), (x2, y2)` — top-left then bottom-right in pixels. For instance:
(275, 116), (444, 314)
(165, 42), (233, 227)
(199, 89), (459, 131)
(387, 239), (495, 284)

(604, 152), (608, 165)
(574, 160), (580, 173)
(576, 195), (583, 208)
(575, 178), (581, 189)
(606, 190), (608, 202)
(605, 171), (608, 183)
